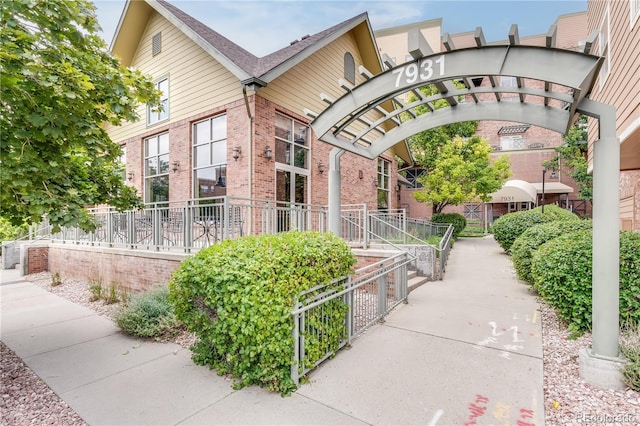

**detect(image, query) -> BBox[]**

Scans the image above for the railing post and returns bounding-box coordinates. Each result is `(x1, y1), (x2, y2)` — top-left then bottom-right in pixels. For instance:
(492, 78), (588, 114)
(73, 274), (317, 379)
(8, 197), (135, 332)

(377, 270), (387, 323)
(222, 197), (230, 241)
(363, 204), (369, 249)
(153, 207), (161, 249)
(346, 279), (354, 345)
(291, 303), (300, 387)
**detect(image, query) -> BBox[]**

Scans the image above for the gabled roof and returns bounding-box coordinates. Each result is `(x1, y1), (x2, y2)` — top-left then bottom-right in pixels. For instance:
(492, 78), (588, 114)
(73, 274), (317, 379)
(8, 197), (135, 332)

(113, 0), (372, 85)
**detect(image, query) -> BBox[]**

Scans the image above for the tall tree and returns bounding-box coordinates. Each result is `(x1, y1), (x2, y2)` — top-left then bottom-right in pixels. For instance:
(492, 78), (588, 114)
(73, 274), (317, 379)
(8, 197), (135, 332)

(543, 115), (592, 202)
(414, 135), (511, 214)
(0, 0), (160, 231)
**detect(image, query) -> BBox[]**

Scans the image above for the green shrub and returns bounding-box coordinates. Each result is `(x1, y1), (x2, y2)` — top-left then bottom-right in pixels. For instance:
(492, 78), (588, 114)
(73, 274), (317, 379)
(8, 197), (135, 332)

(511, 219), (593, 285)
(492, 205), (578, 254)
(115, 286), (182, 339)
(168, 231), (356, 395)
(0, 216), (29, 254)
(621, 326), (640, 392)
(531, 230), (640, 332)
(431, 213), (467, 239)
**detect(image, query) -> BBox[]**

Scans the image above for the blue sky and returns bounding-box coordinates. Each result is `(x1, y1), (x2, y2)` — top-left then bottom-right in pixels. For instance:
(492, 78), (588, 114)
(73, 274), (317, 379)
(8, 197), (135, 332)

(94, 0), (587, 56)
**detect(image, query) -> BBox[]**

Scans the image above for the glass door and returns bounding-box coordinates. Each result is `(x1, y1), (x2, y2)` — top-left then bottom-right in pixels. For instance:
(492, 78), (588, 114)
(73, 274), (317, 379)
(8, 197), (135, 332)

(276, 169), (308, 232)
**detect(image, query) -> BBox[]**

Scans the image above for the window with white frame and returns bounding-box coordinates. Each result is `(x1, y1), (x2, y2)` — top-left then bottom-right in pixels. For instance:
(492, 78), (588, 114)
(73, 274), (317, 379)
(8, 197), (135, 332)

(632, 0), (640, 27)
(274, 113), (309, 170)
(193, 115), (227, 198)
(344, 52), (355, 84)
(148, 77), (169, 125)
(377, 158), (390, 210)
(404, 168), (425, 189)
(144, 133), (169, 203)
(501, 76), (518, 102)
(599, 7), (610, 86)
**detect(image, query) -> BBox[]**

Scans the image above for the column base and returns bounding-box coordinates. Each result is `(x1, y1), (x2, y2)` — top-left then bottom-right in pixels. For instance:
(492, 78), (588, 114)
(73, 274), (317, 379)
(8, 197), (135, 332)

(578, 348), (627, 390)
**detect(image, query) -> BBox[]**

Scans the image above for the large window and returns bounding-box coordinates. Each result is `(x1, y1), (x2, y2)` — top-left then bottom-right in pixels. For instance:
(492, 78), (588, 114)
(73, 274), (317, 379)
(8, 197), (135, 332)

(144, 133), (169, 203)
(148, 77), (169, 125)
(404, 168), (425, 189)
(377, 158), (390, 210)
(193, 115), (227, 198)
(274, 113), (309, 170)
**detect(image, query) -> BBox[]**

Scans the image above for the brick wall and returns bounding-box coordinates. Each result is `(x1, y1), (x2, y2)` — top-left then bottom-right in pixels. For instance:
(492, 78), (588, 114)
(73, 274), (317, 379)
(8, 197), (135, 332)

(47, 244), (188, 293)
(26, 246), (49, 275)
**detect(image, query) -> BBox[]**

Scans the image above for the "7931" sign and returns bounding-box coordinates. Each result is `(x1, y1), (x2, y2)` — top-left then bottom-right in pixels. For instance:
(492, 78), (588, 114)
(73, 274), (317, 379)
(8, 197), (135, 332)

(392, 55), (446, 88)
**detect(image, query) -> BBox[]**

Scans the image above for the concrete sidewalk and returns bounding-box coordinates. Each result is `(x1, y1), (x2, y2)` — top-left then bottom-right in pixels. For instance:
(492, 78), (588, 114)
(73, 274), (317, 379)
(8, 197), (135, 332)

(0, 236), (544, 425)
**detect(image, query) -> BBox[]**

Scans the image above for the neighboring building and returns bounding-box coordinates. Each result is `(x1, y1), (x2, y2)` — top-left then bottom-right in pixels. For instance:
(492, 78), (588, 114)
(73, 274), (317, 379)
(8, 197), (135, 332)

(107, 0), (411, 219)
(587, 0), (640, 231)
(377, 12), (594, 221)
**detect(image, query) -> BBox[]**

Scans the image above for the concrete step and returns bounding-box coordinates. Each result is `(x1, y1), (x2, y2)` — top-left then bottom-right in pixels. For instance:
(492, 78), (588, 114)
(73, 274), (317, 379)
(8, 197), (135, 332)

(407, 269), (418, 280)
(408, 275), (429, 293)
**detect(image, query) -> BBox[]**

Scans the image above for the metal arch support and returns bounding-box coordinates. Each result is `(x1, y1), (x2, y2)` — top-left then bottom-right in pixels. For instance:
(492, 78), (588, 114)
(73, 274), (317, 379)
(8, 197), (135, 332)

(311, 45), (603, 154)
(576, 99), (620, 360)
(367, 102), (570, 158)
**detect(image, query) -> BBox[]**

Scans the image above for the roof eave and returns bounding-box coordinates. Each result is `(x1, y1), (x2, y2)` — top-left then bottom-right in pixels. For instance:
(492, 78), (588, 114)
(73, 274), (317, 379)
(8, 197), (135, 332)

(147, 0), (252, 81)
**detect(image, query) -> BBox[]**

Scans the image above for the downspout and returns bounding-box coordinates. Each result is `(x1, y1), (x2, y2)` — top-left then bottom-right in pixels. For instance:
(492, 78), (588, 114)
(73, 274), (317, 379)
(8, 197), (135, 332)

(242, 84), (254, 200)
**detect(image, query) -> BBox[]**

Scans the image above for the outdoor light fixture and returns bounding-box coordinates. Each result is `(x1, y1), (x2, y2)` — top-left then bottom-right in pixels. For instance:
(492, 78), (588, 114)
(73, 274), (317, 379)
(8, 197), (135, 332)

(171, 160), (180, 173)
(264, 146), (273, 160)
(317, 162), (325, 174)
(232, 146), (242, 161)
(127, 171), (134, 181)
(358, 170), (363, 179)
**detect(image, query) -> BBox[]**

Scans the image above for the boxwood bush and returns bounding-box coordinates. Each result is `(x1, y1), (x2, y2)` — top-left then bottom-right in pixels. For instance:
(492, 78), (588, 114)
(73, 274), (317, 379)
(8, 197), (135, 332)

(168, 231), (356, 395)
(431, 213), (466, 239)
(511, 219), (593, 285)
(531, 230), (640, 332)
(492, 205), (578, 254)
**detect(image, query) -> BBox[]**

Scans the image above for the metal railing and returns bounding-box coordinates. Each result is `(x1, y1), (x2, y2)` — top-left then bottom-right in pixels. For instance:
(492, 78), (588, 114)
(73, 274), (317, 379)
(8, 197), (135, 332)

(49, 196), (328, 252)
(290, 252), (411, 386)
(438, 224), (454, 278)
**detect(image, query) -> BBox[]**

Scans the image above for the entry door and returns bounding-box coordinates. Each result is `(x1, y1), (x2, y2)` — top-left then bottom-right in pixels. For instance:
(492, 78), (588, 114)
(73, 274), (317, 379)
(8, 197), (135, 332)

(276, 168), (308, 232)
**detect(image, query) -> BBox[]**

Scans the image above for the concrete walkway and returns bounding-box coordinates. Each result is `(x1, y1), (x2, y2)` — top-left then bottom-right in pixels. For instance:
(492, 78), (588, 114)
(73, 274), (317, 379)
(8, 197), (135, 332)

(0, 236), (544, 425)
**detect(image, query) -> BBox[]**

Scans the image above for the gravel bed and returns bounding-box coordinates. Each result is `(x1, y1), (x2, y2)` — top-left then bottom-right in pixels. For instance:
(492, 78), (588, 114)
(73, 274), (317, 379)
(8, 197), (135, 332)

(1, 272), (639, 425)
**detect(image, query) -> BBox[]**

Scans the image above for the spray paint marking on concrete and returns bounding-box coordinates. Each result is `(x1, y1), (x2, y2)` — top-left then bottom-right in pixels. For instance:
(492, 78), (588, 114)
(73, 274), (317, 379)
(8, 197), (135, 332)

(427, 409), (443, 426)
(463, 394), (537, 426)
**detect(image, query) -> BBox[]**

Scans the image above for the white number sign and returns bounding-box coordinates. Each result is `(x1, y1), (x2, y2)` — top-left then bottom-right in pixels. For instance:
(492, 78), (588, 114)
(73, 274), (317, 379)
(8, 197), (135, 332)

(392, 55), (446, 88)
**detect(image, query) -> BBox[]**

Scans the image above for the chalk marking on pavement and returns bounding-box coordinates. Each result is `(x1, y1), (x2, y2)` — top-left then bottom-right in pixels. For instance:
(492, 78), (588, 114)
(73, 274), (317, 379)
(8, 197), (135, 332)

(428, 409), (443, 426)
(531, 310), (538, 324)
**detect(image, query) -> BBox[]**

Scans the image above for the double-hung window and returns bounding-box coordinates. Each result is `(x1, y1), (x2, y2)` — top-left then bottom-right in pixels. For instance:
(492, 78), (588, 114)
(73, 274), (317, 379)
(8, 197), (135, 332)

(193, 115), (227, 198)
(148, 77), (169, 125)
(377, 158), (390, 210)
(144, 133), (169, 203)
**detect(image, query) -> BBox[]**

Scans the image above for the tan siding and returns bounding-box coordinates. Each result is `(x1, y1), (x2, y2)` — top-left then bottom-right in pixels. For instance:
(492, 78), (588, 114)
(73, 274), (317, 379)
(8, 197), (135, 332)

(106, 12), (243, 143)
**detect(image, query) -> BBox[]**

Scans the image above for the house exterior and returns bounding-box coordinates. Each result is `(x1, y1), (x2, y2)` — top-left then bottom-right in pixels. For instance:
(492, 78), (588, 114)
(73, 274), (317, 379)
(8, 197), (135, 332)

(376, 12), (594, 222)
(107, 0), (412, 220)
(587, 0), (640, 231)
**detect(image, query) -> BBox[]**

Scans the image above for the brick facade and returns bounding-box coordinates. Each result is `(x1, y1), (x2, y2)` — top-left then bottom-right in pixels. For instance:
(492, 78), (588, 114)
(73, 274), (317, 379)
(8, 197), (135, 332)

(26, 246), (49, 275)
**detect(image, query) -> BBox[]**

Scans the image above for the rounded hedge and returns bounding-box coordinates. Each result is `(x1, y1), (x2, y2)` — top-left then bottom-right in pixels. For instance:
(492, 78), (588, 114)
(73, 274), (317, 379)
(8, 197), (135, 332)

(492, 205), (578, 254)
(115, 286), (182, 339)
(531, 230), (640, 332)
(511, 219), (593, 285)
(431, 213), (467, 238)
(168, 231), (356, 394)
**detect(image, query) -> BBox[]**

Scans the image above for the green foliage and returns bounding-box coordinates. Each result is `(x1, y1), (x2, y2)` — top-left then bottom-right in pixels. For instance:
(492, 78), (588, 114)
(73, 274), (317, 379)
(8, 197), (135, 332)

(511, 219), (593, 285)
(621, 326), (640, 392)
(0, 0), (160, 231)
(531, 230), (640, 333)
(104, 284), (120, 304)
(115, 287), (182, 339)
(431, 213), (467, 239)
(0, 216), (28, 243)
(88, 282), (103, 302)
(492, 205), (578, 254)
(543, 116), (592, 202)
(168, 231), (356, 395)
(414, 136), (511, 213)
(51, 272), (62, 287)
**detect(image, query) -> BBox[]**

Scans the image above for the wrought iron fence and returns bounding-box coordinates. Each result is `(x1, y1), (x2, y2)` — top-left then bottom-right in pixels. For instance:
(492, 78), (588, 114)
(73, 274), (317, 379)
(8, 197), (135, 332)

(290, 252), (411, 386)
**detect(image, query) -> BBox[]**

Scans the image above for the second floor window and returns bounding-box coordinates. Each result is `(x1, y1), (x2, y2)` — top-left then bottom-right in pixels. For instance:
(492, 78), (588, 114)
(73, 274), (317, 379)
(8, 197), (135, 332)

(148, 77), (169, 125)
(193, 115), (227, 198)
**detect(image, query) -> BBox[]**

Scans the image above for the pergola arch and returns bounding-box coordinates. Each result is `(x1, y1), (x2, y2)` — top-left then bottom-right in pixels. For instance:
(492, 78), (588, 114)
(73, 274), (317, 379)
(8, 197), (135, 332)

(306, 25), (622, 388)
